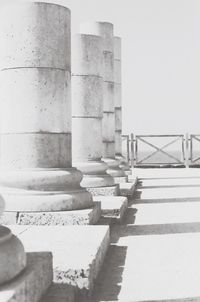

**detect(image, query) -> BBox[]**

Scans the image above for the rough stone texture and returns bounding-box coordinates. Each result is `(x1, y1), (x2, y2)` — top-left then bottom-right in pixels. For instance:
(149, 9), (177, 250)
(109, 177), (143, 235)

(40, 283), (75, 302)
(1, 202), (101, 226)
(0, 2), (71, 71)
(10, 225), (110, 298)
(93, 196), (128, 222)
(87, 185), (120, 196)
(0, 3), (94, 215)
(0, 252), (53, 302)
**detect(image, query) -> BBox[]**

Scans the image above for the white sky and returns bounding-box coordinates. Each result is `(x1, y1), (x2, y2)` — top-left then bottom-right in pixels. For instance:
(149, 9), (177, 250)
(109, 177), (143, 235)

(2, 0), (200, 135)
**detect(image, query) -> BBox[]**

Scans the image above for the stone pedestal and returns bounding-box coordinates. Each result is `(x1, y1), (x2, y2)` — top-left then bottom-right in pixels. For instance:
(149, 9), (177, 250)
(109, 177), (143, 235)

(80, 22), (127, 184)
(0, 2), (98, 225)
(72, 34), (115, 190)
(114, 36), (131, 175)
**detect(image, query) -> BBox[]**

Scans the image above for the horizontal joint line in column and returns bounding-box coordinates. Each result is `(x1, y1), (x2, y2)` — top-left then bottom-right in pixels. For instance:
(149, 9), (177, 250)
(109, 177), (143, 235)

(114, 59), (121, 62)
(103, 140), (115, 143)
(104, 111), (114, 114)
(72, 116), (102, 119)
(1, 66), (68, 72)
(1, 132), (71, 135)
(104, 80), (114, 84)
(115, 107), (122, 109)
(72, 74), (102, 79)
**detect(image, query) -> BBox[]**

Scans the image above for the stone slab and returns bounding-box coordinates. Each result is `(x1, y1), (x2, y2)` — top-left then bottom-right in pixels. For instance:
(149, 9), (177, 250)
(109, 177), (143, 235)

(113, 176), (128, 184)
(1, 202), (101, 225)
(87, 185), (119, 196)
(9, 225), (110, 298)
(93, 196), (128, 223)
(0, 252), (53, 302)
(119, 177), (138, 197)
(40, 283), (75, 302)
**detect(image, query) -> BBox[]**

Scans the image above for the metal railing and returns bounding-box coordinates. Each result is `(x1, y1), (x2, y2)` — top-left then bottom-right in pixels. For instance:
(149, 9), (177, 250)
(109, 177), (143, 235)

(122, 133), (200, 168)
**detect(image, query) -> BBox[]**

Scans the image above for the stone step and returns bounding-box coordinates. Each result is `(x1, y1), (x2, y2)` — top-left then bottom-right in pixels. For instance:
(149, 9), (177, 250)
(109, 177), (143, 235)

(0, 252), (53, 302)
(9, 225), (110, 299)
(139, 176), (200, 188)
(135, 186), (200, 203)
(93, 196), (128, 223)
(1, 202), (101, 225)
(119, 177), (138, 197)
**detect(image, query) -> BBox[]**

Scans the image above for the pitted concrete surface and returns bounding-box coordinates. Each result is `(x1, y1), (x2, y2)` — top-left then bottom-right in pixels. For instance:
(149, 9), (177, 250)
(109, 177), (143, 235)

(86, 168), (200, 301)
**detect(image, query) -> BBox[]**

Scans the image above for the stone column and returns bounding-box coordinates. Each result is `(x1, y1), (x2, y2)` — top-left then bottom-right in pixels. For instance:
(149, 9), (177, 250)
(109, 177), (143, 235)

(80, 22), (127, 184)
(0, 196), (26, 285)
(72, 34), (116, 191)
(114, 36), (131, 174)
(0, 2), (98, 225)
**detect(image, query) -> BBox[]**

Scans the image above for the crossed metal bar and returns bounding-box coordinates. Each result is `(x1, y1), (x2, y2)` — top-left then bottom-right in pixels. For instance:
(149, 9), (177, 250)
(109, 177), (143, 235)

(135, 135), (184, 165)
(190, 135), (200, 164)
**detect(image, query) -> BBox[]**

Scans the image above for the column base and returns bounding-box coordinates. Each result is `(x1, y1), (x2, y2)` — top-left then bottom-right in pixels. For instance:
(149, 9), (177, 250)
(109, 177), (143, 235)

(0, 168), (93, 212)
(116, 155), (132, 174)
(0, 226), (26, 285)
(74, 160), (115, 188)
(87, 184), (119, 196)
(119, 177), (138, 197)
(0, 252), (52, 302)
(0, 202), (101, 225)
(103, 157), (127, 178)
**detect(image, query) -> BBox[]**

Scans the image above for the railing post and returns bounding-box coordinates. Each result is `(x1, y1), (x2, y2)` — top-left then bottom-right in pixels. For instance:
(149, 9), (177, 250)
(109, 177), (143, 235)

(130, 133), (134, 169)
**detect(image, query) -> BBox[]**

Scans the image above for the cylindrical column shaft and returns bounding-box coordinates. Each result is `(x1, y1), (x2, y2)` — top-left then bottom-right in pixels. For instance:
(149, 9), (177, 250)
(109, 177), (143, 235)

(80, 22), (126, 180)
(0, 2), (92, 212)
(72, 34), (114, 188)
(114, 36), (130, 173)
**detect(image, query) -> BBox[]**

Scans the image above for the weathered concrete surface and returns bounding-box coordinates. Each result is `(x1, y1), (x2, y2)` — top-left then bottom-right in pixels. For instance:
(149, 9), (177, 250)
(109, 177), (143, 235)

(86, 168), (200, 302)
(0, 252), (52, 302)
(0, 2), (95, 218)
(87, 184), (119, 196)
(1, 202), (101, 226)
(10, 225), (110, 298)
(93, 196), (128, 223)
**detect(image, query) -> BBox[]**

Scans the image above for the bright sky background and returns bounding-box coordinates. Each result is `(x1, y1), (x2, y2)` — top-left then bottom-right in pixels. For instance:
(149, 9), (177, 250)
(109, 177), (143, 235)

(2, 0), (200, 135)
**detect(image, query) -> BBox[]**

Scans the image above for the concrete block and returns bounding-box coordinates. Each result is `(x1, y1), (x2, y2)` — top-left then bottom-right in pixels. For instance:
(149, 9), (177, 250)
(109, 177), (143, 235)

(119, 177), (138, 197)
(93, 196), (128, 222)
(41, 283), (75, 302)
(87, 185), (119, 196)
(2, 202), (101, 226)
(114, 176), (128, 184)
(0, 252), (53, 302)
(10, 225), (110, 298)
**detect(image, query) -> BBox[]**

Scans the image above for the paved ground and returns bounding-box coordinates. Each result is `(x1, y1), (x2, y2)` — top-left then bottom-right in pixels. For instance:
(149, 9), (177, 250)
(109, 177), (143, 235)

(87, 168), (200, 302)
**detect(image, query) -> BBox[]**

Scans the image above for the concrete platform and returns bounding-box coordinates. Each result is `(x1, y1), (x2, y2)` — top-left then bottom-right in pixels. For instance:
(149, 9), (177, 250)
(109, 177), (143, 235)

(87, 185), (119, 196)
(9, 225), (110, 299)
(119, 176), (138, 197)
(93, 196), (128, 223)
(0, 252), (53, 302)
(0, 202), (101, 225)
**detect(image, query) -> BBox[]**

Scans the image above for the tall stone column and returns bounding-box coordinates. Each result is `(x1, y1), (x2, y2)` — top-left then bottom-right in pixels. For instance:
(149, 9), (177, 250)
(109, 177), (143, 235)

(80, 22), (127, 184)
(114, 36), (131, 174)
(0, 196), (26, 285)
(72, 33), (117, 192)
(0, 2), (98, 225)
